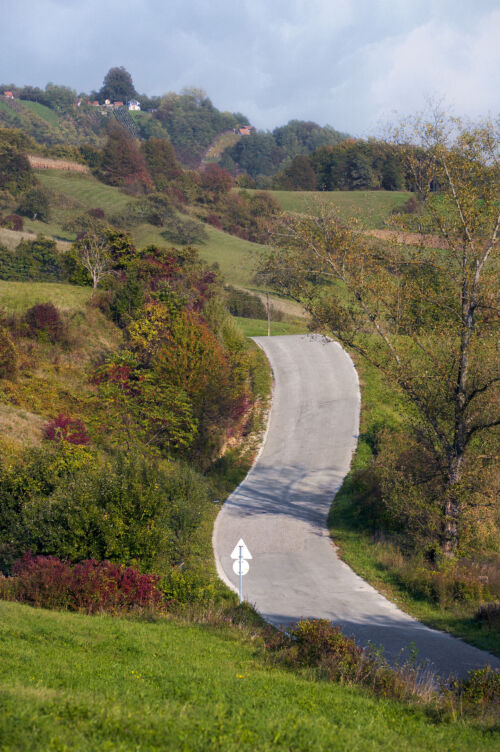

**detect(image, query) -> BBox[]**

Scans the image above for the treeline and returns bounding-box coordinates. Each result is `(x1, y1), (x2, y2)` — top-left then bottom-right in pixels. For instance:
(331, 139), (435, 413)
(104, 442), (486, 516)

(220, 120), (348, 183)
(223, 137), (411, 191)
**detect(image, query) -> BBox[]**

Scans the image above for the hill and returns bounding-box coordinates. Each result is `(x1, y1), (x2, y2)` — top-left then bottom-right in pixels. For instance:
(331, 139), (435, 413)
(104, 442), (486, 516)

(1, 601), (496, 752)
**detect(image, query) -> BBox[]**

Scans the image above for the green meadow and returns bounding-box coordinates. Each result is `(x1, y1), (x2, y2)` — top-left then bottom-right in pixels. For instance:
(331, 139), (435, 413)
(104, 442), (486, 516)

(263, 189), (412, 229)
(0, 601), (495, 752)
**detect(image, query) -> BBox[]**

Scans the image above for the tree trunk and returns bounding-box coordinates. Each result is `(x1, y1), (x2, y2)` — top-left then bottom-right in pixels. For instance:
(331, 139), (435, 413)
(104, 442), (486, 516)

(442, 454), (463, 557)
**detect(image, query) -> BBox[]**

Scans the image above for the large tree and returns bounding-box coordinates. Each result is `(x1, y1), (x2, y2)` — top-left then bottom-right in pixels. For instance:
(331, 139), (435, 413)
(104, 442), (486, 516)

(99, 66), (137, 103)
(260, 114), (499, 556)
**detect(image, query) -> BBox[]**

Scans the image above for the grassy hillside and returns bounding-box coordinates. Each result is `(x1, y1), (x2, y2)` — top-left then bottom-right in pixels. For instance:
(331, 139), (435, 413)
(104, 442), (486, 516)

(0, 280), (91, 313)
(1, 601), (495, 752)
(263, 189), (412, 229)
(20, 100), (59, 126)
(30, 170), (269, 289)
(235, 317), (308, 337)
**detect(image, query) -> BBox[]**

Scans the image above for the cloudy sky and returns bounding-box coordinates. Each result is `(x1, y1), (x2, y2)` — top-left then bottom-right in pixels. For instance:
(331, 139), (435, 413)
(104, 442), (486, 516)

(2, 0), (499, 135)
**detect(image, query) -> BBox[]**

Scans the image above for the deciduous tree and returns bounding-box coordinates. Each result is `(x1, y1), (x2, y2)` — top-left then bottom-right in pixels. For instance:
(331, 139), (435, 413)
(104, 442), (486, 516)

(261, 113), (499, 556)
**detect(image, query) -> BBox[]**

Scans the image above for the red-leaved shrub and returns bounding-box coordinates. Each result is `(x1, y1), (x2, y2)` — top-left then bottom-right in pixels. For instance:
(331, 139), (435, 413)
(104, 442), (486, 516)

(3, 553), (163, 613)
(2, 214), (24, 231)
(44, 414), (90, 445)
(206, 213), (222, 229)
(25, 302), (63, 343)
(87, 207), (105, 219)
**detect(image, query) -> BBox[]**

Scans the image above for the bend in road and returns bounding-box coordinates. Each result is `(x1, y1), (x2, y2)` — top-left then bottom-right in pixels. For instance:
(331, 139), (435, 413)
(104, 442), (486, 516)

(213, 334), (500, 679)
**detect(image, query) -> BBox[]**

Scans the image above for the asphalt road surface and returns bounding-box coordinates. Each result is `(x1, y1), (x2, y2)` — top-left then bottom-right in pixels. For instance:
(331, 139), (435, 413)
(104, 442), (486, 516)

(213, 334), (500, 679)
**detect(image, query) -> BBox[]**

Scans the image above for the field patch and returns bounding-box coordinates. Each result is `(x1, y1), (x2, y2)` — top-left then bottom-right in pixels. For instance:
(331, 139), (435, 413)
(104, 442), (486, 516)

(0, 280), (92, 313)
(264, 189), (412, 229)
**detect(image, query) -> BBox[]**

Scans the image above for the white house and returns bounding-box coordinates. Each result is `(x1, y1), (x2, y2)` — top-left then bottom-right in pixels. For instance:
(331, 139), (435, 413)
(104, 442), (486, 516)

(128, 99), (141, 111)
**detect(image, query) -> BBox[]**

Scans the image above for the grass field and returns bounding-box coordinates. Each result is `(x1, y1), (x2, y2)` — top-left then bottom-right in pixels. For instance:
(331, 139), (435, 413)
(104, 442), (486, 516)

(19, 100), (59, 126)
(1, 601), (495, 752)
(36, 170), (132, 215)
(0, 280), (92, 313)
(263, 190), (412, 229)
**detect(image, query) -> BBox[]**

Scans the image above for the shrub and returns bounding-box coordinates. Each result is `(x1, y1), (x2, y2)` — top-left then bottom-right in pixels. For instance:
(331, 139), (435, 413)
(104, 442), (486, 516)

(206, 213), (222, 229)
(1, 553), (162, 613)
(17, 186), (50, 222)
(0, 238), (66, 283)
(44, 414), (90, 445)
(475, 603), (500, 630)
(0, 326), (17, 378)
(455, 667), (500, 708)
(291, 619), (363, 671)
(1, 214), (23, 231)
(25, 302), (63, 342)
(87, 207), (105, 219)
(225, 286), (266, 319)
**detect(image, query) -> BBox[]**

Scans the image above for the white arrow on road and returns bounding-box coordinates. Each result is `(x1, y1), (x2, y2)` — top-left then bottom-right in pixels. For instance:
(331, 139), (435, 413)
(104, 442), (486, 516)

(230, 538), (252, 560)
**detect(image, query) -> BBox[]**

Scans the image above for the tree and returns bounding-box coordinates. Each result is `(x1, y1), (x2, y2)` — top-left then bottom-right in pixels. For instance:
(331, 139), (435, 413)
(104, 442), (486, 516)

(274, 155), (317, 190)
(17, 186), (50, 221)
(261, 114), (499, 557)
(99, 66), (136, 103)
(199, 164), (233, 202)
(142, 137), (181, 190)
(73, 226), (113, 289)
(0, 137), (33, 195)
(100, 123), (153, 191)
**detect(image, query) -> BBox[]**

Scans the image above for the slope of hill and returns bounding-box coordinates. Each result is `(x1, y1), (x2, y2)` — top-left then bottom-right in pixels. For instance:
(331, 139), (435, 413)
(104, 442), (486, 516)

(1, 601), (496, 752)
(259, 189), (412, 229)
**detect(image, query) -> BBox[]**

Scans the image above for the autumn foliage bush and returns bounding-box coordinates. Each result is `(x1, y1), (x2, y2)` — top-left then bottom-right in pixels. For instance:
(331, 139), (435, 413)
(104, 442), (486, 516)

(25, 302), (63, 342)
(44, 414), (90, 445)
(1, 213), (24, 231)
(1, 553), (163, 613)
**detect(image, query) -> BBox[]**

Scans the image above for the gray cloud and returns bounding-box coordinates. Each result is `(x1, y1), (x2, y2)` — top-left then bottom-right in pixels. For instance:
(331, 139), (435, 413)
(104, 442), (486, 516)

(2, 0), (499, 134)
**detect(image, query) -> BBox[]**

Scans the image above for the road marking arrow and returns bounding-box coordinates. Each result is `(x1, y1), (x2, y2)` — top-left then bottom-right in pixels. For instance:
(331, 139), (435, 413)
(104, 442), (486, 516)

(230, 538), (252, 560)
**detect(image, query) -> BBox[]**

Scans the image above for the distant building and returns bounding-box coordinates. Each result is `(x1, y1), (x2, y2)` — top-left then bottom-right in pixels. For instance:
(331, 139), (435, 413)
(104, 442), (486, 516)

(238, 126), (253, 136)
(113, 101), (124, 108)
(3, 91), (14, 99)
(128, 99), (141, 111)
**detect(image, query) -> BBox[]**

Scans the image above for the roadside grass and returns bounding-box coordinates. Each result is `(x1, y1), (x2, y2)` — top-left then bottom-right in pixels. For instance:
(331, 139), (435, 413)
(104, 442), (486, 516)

(0, 280), (92, 313)
(264, 190), (413, 229)
(0, 601), (496, 752)
(19, 100), (59, 126)
(328, 358), (500, 658)
(234, 316), (309, 337)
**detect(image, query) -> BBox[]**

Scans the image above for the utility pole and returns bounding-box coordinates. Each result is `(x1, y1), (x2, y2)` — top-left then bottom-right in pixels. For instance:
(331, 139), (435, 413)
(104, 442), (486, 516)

(266, 292), (271, 337)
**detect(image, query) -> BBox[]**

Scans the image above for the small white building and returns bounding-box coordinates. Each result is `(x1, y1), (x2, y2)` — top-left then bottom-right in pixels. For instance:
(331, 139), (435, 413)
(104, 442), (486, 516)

(128, 99), (141, 111)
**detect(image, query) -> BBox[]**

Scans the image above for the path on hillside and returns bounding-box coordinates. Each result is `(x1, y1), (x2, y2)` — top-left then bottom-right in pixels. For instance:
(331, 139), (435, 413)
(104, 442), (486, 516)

(213, 334), (500, 678)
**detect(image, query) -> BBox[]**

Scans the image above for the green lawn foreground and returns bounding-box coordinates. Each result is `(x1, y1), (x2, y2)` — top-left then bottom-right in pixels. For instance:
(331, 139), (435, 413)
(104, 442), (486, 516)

(0, 601), (496, 752)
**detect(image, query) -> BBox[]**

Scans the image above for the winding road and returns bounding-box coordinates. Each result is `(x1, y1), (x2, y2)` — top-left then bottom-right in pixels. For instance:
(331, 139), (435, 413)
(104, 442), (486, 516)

(213, 334), (500, 678)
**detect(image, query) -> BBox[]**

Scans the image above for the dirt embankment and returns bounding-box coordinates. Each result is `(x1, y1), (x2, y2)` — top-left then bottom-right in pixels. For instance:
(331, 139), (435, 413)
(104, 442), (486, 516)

(365, 229), (448, 249)
(28, 155), (90, 174)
